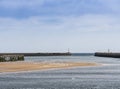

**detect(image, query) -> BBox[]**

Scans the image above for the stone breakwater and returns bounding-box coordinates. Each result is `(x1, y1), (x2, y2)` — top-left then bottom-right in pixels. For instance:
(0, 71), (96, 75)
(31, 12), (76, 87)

(95, 52), (120, 58)
(0, 52), (71, 56)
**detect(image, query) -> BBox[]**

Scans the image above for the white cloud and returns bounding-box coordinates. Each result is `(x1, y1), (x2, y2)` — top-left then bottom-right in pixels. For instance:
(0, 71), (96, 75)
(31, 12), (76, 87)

(0, 14), (120, 52)
(0, 14), (120, 32)
(1, 0), (120, 52)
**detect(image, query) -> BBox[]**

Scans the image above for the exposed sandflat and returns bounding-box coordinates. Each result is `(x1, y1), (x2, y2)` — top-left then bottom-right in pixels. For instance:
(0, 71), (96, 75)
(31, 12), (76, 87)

(0, 61), (98, 73)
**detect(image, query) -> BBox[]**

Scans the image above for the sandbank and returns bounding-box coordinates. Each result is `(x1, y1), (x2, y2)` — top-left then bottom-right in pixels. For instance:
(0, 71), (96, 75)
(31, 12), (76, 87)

(0, 61), (98, 73)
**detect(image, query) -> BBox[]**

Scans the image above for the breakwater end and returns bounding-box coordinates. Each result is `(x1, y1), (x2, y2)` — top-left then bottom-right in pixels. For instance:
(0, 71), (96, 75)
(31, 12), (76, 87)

(0, 52), (71, 56)
(95, 52), (120, 58)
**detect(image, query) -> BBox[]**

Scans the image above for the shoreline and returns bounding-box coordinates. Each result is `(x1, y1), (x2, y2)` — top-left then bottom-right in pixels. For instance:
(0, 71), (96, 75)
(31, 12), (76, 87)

(0, 61), (99, 73)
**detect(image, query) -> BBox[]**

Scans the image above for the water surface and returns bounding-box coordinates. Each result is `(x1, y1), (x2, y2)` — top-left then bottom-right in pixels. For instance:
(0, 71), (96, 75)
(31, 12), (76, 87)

(0, 55), (120, 89)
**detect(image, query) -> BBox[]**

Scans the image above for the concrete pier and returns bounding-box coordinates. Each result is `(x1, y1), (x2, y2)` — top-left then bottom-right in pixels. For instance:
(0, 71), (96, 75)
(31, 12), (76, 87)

(0, 52), (71, 56)
(95, 52), (120, 58)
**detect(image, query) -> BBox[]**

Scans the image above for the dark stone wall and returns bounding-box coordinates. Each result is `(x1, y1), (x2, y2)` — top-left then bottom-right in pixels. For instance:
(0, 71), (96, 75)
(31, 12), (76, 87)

(0, 53), (71, 56)
(95, 52), (120, 58)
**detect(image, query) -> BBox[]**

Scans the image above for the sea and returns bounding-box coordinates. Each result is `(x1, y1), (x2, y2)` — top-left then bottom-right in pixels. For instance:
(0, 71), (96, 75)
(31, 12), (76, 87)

(0, 53), (120, 89)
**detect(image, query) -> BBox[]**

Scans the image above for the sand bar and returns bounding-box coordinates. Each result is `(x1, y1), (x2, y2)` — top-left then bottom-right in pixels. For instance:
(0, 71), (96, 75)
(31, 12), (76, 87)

(0, 61), (98, 73)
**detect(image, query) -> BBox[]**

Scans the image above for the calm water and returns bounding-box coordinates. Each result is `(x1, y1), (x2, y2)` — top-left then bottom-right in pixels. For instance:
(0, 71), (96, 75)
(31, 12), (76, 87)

(1, 55), (120, 89)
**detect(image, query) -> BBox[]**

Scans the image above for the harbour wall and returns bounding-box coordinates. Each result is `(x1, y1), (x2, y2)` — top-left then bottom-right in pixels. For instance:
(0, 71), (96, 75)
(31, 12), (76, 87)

(95, 52), (120, 58)
(0, 53), (71, 56)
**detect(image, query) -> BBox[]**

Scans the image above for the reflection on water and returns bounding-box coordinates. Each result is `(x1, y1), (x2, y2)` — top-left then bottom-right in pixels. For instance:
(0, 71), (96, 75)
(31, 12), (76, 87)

(0, 55), (120, 89)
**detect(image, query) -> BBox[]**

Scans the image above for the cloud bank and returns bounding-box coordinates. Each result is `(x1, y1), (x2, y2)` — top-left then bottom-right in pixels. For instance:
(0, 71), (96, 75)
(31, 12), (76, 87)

(0, 0), (120, 52)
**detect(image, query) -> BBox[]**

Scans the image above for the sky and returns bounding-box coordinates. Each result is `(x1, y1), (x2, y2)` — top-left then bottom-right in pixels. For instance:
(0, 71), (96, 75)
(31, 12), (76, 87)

(0, 0), (120, 53)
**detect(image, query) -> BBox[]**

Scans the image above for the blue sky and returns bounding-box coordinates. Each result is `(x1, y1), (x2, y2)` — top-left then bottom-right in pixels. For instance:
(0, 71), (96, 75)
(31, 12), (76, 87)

(0, 0), (120, 53)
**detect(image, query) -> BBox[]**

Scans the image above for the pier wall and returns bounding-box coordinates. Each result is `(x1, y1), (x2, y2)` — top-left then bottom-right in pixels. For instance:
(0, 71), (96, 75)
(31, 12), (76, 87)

(95, 52), (120, 58)
(0, 53), (71, 56)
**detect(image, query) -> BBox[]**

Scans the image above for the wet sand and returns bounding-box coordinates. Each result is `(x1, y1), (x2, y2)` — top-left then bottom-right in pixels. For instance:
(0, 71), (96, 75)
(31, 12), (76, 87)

(0, 61), (98, 73)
